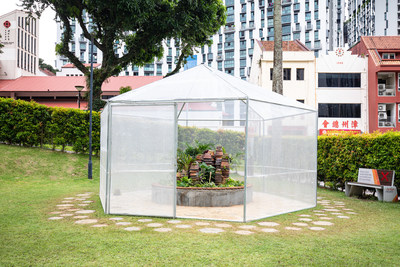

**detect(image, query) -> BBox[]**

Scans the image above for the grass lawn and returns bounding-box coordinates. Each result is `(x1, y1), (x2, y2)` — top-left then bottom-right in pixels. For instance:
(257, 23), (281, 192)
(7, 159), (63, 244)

(0, 144), (399, 266)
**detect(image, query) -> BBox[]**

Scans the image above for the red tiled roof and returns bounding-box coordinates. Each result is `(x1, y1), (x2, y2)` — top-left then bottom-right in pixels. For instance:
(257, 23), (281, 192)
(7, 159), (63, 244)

(62, 63), (101, 68)
(39, 68), (56, 76)
(361, 36), (400, 50)
(259, 40), (310, 52)
(0, 76), (162, 92)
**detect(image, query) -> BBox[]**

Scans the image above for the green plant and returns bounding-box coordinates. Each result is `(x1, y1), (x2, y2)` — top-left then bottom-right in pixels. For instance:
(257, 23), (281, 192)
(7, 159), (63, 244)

(183, 140), (213, 158)
(176, 149), (195, 176)
(177, 176), (192, 187)
(222, 177), (244, 187)
(199, 162), (215, 184)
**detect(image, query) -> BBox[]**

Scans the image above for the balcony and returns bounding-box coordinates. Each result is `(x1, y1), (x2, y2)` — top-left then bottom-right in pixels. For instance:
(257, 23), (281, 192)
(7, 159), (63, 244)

(377, 73), (396, 96)
(306, 24), (313, 31)
(224, 25), (235, 33)
(282, 0), (292, 5)
(216, 55), (223, 61)
(293, 24), (301, 32)
(207, 53), (213, 61)
(166, 56), (172, 63)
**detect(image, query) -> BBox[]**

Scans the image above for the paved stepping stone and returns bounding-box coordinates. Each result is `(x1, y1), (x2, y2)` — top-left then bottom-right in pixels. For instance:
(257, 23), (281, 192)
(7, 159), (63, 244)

(342, 208), (353, 211)
(298, 214), (311, 217)
(320, 217), (333, 220)
(92, 224), (108, 228)
(154, 228), (172, 232)
(337, 215), (350, 219)
(199, 228), (224, 234)
(83, 200), (94, 203)
(62, 200), (73, 203)
(324, 208), (340, 212)
(239, 225), (257, 229)
(64, 197), (75, 200)
(313, 221), (334, 226)
(292, 222), (308, 227)
(138, 219), (152, 223)
(74, 216), (89, 219)
(346, 212), (357, 215)
(124, 227), (141, 231)
(298, 218), (312, 222)
(285, 227), (302, 231)
(330, 212), (343, 215)
(75, 219), (98, 225)
(214, 223), (232, 228)
(49, 211), (62, 214)
(109, 217), (124, 221)
(116, 222), (132, 226)
(309, 227), (325, 231)
(175, 224), (192, 229)
(260, 228), (279, 233)
(313, 210), (325, 213)
(315, 214), (326, 216)
(147, 223), (163, 227)
(257, 222), (279, 227)
(48, 216), (64, 220)
(59, 213), (74, 217)
(76, 194), (91, 197)
(78, 204), (89, 207)
(67, 209), (81, 212)
(75, 210), (95, 214)
(57, 204), (74, 207)
(195, 222), (210, 226)
(167, 220), (182, 224)
(75, 198), (87, 201)
(235, 230), (254, 235)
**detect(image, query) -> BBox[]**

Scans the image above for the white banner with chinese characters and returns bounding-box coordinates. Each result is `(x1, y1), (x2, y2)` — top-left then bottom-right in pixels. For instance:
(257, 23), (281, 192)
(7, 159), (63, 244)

(318, 118), (362, 135)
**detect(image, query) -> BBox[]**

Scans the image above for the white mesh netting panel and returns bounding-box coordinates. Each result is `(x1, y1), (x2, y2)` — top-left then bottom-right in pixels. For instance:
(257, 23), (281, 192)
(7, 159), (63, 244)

(245, 100), (317, 221)
(99, 105), (108, 212)
(108, 104), (176, 217)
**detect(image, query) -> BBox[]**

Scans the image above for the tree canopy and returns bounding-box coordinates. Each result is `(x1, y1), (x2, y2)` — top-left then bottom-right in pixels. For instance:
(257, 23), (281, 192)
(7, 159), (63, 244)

(39, 58), (57, 74)
(0, 34), (4, 54)
(22, 0), (226, 110)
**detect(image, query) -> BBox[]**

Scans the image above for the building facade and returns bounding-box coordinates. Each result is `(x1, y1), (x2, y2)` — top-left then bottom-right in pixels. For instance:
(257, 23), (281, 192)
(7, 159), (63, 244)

(346, 0), (400, 47)
(249, 40), (316, 107)
(316, 48), (368, 134)
(55, 0), (345, 80)
(0, 10), (39, 80)
(350, 36), (400, 132)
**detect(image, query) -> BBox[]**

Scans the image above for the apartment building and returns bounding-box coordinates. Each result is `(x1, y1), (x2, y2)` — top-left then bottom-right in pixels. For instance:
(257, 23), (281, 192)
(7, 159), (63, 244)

(0, 10), (39, 80)
(346, 0), (400, 47)
(55, 0), (345, 80)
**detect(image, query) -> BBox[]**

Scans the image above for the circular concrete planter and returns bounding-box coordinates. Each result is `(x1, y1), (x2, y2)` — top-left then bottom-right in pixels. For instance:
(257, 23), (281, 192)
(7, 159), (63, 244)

(152, 184), (253, 207)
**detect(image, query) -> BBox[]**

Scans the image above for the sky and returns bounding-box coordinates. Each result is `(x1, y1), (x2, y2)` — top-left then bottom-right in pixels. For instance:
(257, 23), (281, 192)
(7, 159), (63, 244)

(3, 0), (57, 67)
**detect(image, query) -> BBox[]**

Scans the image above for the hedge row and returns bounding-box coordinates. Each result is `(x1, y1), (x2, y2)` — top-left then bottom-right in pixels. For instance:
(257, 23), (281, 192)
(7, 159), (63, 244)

(317, 132), (400, 190)
(0, 98), (100, 154)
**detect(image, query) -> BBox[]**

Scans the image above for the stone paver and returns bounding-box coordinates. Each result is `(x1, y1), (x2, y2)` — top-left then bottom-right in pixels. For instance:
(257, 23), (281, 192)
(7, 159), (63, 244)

(154, 228), (172, 232)
(167, 220), (182, 224)
(235, 230), (254, 235)
(285, 227), (302, 231)
(298, 218), (312, 222)
(59, 213), (74, 217)
(109, 217), (124, 221)
(49, 211), (62, 214)
(83, 200), (94, 203)
(75, 210), (95, 214)
(78, 204), (89, 207)
(319, 217), (333, 220)
(239, 225), (257, 230)
(124, 227), (141, 231)
(324, 208), (340, 212)
(57, 204), (74, 207)
(64, 197), (75, 200)
(92, 224), (108, 228)
(313, 221), (334, 226)
(176, 224), (192, 229)
(313, 210), (325, 213)
(199, 228), (224, 234)
(75, 219), (98, 225)
(214, 223), (232, 228)
(337, 215), (350, 219)
(315, 213), (326, 216)
(116, 222), (132, 226)
(298, 214), (311, 217)
(67, 209), (81, 212)
(195, 222), (210, 226)
(292, 222), (308, 227)
(260, 228), (279, 233)
(138, 219), (152, 223)
(257, 222), (279, 227)
(147, 223), (163, 227)
(309, 227), (325, 231)
(48, 216), (64, 220)
(342, 208), (353, 211)
(330, 212), (343, 215)
(346, 212), (357, 215)
(62, 200), (73, 203)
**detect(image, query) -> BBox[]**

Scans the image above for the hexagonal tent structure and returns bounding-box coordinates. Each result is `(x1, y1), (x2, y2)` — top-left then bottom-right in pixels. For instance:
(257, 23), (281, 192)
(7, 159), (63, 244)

(100, 64), (317, 222)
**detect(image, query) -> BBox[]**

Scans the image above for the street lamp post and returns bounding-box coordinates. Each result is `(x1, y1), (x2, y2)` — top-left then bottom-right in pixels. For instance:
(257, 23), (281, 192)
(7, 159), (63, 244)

(75, 85), (84, 109)
(88, 35), (94, 180)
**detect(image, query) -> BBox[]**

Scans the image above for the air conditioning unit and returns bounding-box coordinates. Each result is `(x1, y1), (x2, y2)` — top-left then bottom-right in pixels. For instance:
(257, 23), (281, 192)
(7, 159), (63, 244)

(378, 111), (387, 120)
(378, 84), (386, 90)
(378, 104), (386, 111)
(385, 122), (392, 126)
(379, 122), (384, 127)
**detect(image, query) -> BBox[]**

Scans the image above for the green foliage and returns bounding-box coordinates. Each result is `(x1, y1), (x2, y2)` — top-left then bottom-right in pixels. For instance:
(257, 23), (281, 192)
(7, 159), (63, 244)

(39, 58), (57, 74)
(22, 0), (226, 111)
(318, 132), (400, 190)
(199, 162), (215, 183)
(0, 34), (4, 54)
(222, 177), (244, 187)
(176, 176), (192, 187)
(176, 149), (195, 175)
(0, 98), (100, 154)
(119, 86), (132, 94)
(182, 140), (214, 158)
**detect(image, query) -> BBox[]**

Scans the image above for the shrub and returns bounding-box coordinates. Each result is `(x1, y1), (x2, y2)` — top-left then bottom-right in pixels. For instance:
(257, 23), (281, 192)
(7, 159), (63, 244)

(317, 132), (400, 190)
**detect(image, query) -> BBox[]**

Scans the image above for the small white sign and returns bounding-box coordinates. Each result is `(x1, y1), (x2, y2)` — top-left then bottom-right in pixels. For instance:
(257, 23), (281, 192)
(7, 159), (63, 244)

(357, 168), (375, 184)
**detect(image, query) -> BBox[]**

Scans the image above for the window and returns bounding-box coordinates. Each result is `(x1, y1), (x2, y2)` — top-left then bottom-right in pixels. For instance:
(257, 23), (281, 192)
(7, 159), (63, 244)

(297, 99), (305, 103)
(270, 68), (273, 80)
(318, 104), (361, 118)
(293, 33), (300, 40)
(382, 53), (395, 59)
(318, 73), (361, 87)
(296, 68), (304, 80)
(283, 68), (291, 80)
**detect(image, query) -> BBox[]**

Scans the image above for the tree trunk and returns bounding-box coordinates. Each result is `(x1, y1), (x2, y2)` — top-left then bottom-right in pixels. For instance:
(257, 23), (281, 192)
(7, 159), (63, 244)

(272, 0), (283, 95)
